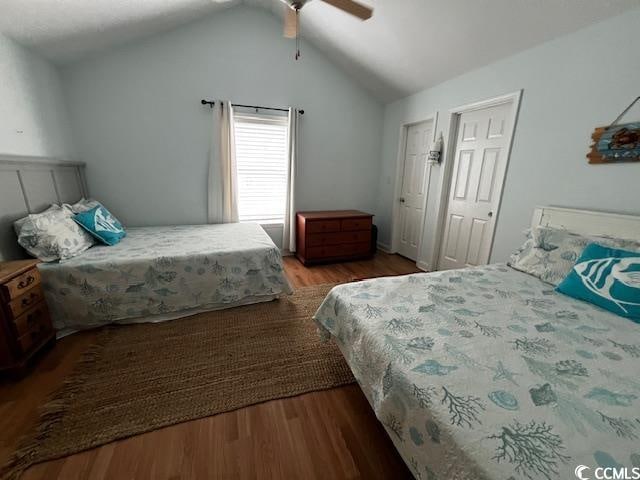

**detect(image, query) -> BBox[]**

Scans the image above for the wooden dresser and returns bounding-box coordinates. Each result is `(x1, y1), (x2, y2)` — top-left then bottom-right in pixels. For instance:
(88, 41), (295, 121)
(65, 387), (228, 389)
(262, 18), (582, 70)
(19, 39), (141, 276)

(0, 260), (55, 376)
(296, 210), (374, 265)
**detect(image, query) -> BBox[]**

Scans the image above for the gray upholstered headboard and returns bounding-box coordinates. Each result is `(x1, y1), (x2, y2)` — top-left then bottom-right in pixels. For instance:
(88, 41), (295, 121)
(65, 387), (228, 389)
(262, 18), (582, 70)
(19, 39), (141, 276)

(0, 154), (88, 261)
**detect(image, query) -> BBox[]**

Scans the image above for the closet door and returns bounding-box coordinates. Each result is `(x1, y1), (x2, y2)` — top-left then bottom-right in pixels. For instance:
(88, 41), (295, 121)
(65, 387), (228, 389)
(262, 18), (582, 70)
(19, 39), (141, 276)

(438, 101), (514, 270)
(397, 121), (433, 261)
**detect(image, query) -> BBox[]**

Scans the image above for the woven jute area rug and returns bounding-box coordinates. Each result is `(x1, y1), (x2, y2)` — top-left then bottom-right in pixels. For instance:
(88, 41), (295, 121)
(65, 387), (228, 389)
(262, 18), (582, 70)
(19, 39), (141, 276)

(2, 284), (354, 480)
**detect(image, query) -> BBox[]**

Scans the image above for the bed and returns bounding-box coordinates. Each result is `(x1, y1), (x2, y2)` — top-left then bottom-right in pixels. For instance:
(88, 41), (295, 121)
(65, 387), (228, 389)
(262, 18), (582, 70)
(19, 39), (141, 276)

(313, 207), (640, 480)
(38, 223), (292, 336)
(0, 156), (292, 335)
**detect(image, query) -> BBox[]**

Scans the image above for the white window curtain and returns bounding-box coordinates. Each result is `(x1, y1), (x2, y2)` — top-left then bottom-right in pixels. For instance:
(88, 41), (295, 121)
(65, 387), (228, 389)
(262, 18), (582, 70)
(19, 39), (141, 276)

(282, 108), (298, 253)
(207, 101), (239, 224)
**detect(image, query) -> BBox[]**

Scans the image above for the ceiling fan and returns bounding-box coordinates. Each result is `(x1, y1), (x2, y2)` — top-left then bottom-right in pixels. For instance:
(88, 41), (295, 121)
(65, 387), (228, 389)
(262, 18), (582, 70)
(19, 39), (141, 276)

(280, 0), (373, 59)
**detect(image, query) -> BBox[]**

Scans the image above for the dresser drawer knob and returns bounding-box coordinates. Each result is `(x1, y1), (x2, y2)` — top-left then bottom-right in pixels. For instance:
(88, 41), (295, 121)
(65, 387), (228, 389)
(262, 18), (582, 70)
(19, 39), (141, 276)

(18, 275), (35, 289)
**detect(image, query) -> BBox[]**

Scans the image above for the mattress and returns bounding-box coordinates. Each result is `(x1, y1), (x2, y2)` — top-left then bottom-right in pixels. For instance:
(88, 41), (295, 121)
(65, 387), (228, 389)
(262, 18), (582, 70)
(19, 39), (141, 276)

(313, 264), (640, 480)
(39, 223), (292, 334)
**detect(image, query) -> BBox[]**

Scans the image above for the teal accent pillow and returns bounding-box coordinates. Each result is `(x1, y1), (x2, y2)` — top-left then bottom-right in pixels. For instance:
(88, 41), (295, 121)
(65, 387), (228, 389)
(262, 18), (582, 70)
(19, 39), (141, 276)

(556, 243), (640, 322)
(73, 205), (126, 246)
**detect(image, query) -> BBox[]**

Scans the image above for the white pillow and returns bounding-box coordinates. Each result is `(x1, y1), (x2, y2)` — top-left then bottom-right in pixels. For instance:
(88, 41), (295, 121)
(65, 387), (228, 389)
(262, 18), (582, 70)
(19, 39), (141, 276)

(13, 204), (58, 236)
(64, 198), (101, 214)
(509, 225), (640, 286)
(14, 204), (95, 262)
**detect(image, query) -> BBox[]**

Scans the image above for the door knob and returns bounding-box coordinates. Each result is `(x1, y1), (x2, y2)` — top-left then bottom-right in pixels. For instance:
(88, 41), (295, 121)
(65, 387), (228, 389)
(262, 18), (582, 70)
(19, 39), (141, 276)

(399, 197), (406, 203)
(488, 211), (493, 218)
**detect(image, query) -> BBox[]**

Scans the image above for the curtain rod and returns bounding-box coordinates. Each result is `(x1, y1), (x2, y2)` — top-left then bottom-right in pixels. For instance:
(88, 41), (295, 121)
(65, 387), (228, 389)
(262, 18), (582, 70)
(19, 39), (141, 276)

(200, 99), (304, 115)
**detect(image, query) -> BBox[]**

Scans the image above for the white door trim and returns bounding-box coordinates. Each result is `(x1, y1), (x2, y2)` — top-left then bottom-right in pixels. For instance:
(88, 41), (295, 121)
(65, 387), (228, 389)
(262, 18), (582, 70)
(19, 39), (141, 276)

(390, 113), (439, 262)
(431, 90), (523, 270)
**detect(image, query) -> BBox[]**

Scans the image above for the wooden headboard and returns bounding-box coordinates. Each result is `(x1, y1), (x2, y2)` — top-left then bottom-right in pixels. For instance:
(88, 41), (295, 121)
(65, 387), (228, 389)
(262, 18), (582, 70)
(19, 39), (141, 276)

(0, 155), (88, 261)
(531, 206), (640, 240)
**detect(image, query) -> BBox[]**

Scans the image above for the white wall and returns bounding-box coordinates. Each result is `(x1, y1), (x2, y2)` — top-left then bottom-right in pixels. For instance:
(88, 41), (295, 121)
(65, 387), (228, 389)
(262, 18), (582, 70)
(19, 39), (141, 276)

(376, 8), (640, 268)
(62, 6), (383, 230)
(0, 33), (74, 158)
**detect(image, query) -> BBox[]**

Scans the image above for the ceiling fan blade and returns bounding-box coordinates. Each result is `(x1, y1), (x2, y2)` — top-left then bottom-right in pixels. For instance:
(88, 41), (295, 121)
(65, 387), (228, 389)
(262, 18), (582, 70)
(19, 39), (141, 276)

(320, 0), (373, 20)
(283, 6), (298, 38)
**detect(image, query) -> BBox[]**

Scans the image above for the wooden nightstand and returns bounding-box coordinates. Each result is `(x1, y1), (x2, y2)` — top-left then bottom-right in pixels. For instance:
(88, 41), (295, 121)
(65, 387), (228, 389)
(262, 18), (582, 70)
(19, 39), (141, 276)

(0, 259), (55, 376)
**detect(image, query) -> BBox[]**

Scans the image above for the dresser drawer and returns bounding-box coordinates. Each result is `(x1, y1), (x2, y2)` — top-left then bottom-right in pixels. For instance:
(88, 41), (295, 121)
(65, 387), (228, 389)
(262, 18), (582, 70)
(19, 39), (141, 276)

(7, 286), (44, 319)
(307, 242), (370, 259)
(306, 245), (330, 259)
(341, 230), (371, 244)
(307, 245), (339, 259)
(1, 268), (41, 301)
(306, 220), (342, 234)
(341, 218), (372, 231)
(12, 302), (51, 338)
(296, 211), (374, 265)
(342, 242), (371, 256)
(307, 231), (371, 247)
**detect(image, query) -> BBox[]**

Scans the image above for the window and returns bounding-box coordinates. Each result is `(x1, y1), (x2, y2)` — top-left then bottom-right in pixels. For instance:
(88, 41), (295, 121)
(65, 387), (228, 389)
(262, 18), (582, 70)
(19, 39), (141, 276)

(233, 113), (289, 224)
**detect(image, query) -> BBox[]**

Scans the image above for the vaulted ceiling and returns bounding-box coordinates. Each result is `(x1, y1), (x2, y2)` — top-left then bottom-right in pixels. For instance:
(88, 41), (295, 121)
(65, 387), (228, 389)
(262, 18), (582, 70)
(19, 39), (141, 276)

(1, 0), (637, 102)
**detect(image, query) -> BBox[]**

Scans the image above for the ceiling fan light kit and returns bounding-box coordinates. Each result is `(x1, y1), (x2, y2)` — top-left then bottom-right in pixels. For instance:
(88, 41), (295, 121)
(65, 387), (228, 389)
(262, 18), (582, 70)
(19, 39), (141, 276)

(279, 0), (373, 60)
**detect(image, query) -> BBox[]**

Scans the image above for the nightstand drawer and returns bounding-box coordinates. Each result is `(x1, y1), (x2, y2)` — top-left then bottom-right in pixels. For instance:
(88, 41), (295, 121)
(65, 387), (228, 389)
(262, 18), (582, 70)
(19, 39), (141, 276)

(17, 320), (52, 355)
(12, 302), (51, 338)
(0, 259), (54, 374)
(1, 268), (41, 301)
(8, 287), (44, 319)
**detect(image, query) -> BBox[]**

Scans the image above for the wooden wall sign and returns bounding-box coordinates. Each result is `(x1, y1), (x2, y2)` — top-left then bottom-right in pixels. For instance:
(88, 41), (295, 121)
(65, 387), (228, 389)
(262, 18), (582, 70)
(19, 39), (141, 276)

(588, 96), (640, 164)
(588, 122), (640, 164)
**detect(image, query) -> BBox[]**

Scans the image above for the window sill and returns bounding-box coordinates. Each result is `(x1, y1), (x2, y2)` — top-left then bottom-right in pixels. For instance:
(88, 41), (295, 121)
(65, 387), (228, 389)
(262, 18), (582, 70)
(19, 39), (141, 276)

(259, 222), (284, 229)
(241, 221), (284, 229)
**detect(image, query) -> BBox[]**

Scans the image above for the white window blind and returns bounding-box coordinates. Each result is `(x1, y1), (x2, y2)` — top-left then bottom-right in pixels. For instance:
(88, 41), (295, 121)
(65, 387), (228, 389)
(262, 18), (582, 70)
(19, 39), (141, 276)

(233, 113), (289, 224)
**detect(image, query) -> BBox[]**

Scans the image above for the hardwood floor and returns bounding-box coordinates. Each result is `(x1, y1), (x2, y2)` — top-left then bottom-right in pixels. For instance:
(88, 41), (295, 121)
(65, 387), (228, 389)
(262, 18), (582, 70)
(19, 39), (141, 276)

(0, 253), (420, 479)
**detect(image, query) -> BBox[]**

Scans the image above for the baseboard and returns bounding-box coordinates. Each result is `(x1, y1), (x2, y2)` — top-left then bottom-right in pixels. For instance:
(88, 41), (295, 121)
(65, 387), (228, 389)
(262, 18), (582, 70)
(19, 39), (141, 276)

(377, 242), (392, 253)
(416, 260), (431, 272)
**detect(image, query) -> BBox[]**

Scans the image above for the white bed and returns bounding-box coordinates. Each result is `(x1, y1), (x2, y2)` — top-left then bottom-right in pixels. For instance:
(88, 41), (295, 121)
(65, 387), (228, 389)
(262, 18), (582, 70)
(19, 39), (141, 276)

(39, 223), (292, 336)
(314, 207), (640, 480)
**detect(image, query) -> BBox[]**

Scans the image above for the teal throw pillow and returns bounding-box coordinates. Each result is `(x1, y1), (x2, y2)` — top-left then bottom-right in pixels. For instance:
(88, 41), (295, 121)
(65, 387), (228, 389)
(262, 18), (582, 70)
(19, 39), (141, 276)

(73, 205), (126, 246)
(556, 243), (640, 322)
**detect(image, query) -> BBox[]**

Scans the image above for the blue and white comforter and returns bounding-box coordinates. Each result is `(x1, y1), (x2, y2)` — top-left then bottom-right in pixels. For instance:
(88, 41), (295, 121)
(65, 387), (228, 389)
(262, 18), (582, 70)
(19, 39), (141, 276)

(314, 264), (640, 480)
(39, 223), (292, 333)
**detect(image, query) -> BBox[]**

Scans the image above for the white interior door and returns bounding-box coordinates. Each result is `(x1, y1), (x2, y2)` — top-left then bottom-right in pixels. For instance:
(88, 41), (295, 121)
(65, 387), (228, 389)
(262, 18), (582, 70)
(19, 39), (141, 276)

(438, 101), (514, 270)
(397, 121), (433, 260)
